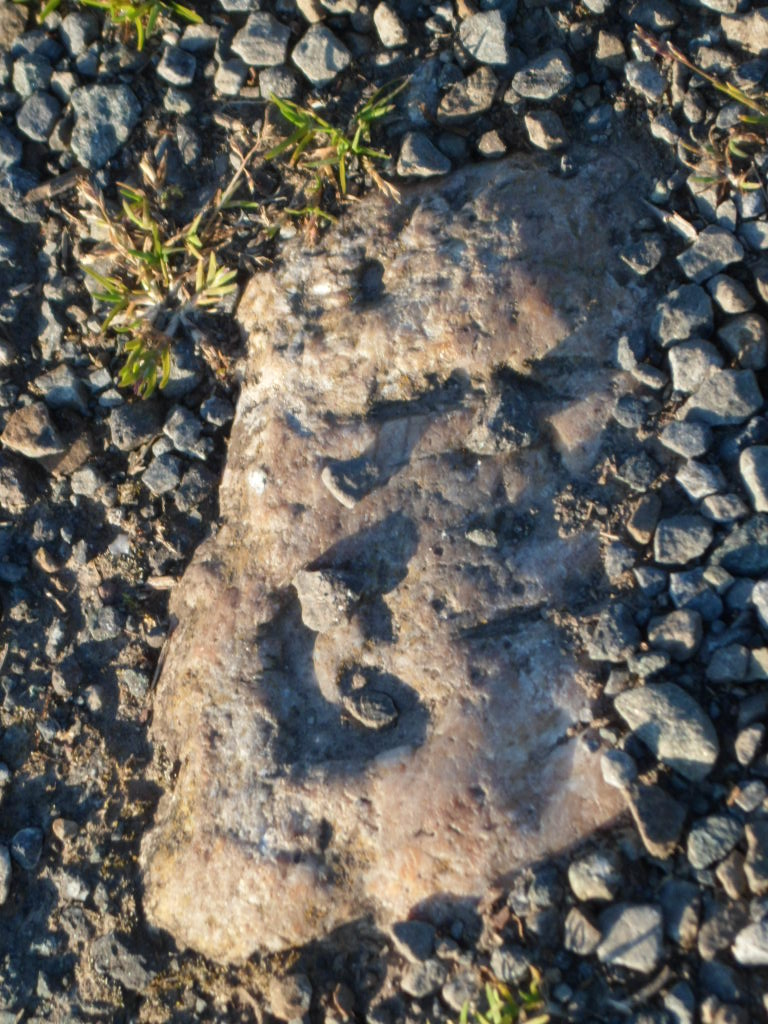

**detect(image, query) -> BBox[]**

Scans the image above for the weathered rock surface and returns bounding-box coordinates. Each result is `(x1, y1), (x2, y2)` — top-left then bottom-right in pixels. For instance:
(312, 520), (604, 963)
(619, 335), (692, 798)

(141, 152), (657, 961)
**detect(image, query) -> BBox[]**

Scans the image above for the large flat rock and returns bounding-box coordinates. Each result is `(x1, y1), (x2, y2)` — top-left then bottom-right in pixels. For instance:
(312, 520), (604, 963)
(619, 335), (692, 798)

(141, 153), (655, 961)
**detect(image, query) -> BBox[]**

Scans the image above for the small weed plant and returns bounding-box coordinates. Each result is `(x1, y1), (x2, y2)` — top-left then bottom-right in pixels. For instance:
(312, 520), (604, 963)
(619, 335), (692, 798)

(459, 972), (550, 1024)
(77, 147), (253, 397)
(20, 0), (201, 49)
(637, 26), (768, 197)
(266, 80), (408, 201)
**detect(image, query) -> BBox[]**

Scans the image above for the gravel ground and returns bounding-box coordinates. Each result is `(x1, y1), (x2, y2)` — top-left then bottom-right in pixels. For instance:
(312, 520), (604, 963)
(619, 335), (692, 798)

(2, 0), (768, 1021)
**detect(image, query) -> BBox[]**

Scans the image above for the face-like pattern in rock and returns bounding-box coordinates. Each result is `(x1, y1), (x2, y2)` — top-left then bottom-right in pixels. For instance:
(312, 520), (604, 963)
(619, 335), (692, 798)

(141, 151), (656, 961)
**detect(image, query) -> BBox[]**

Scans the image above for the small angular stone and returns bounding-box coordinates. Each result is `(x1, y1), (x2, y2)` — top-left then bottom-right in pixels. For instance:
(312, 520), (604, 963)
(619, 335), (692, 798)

(744, 821), (768, 895)
(733, 920), (768, 966)
(718, 314), (768, 370)
(458, 10), (509, 67)
(678, 226), (745, 284)
(654, 515), (713, 566)
(511, 50), (574, 100)
(659, 421), (712, 458)
(687, 815), (742, 870)
(588, 603), (640, 663)
(660, 879), (700, 948)
(564, 907), (601, 955)
(232, 13), (291, 67)
(626, 783), (686, 859)
(524, 109), (567, 151)
(156, 45), (196, 87)
(437, 67), (497, 125)
(373, 2), (408, 47)
(568, 850), (621, 901)
(625, 59), (665, 103)
(652, 284), (712, 346)
(291, 25), (350, 86)
(647, 609), (702, 661)
(681, 369), (763, 426)
(1, 402), (65, 459)
(397, 132), (451, 177)
(740, 446), (768, 511)
(597, 904), (663, 973)
(668, 341), (724, 394)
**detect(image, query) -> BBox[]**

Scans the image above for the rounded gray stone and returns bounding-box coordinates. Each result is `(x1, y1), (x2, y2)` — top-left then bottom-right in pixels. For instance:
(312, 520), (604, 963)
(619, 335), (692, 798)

(680, 369), (763, 426)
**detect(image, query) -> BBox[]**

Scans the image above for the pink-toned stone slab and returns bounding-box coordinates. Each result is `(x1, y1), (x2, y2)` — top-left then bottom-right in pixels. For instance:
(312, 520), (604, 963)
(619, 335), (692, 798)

(141, 152), (656, 961)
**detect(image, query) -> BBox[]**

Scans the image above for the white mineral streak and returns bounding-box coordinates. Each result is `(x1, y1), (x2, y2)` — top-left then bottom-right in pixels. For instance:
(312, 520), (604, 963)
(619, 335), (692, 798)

(141, 152), (655, 961)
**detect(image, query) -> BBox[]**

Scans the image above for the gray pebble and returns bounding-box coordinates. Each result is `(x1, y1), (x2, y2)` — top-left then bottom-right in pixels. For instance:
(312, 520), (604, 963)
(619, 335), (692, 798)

(143, 453), (182, 496)
(600, 748), (637, 789)
(156, 45), (196, 87)
(670, 569), (723, 621)
(659, 421), (712, 458)
(597, 904), (663, 973)
(712, 515), (768, 576)
(654, 514), (713, 565)
(687, 815), (742, 870)
(373, 2), (408, 47)
(524, 109), (567, 151)
(511, 49), (574, 101)
(718, 313), (768, 371)
(400, 958), (447, 998)
(0, 846), (10, 904)
(108, 403), (162, 451)
(676, 460), (724, 501)
(627, 782), (686, 859)
(291, 25), (350, 86)
(259, 65), (299, 100)
(12, 53), (51, 98)
(70, 84), (140, 169)
(215, 58), (249, 96)
(16, 90), (59, 141)
(708, 643), (749, 684)
(740, 446), (768, 511)
(587, 603), (640, 662)
(59, 11), (99, 56)
(397, 132), (450, 177)
(707, 274), (755, 314)
(458, 10), (509, 67)
(564, 907), (601, 956)
(680, 369), (763, 426)
(660, 879), (700, 948)
(615, 450), (659, 492)
(668, 341), (723, 394)
(733, 919), (768, 965)
(91, 932), (152, 992)
(35, 363), (88, 414)
(614, 682), (718, 781)
(232, 13), (291, 67)
(10, 826), (43, 870)
(625, 59), (665, 102)
(437, 67), (497, 125)
(568, 850), (621, 901)
(647, 608), (702, 661)
(652, 284), (712, 346)
(702, 493), (749, 523)
(678, 225), (745, 284)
